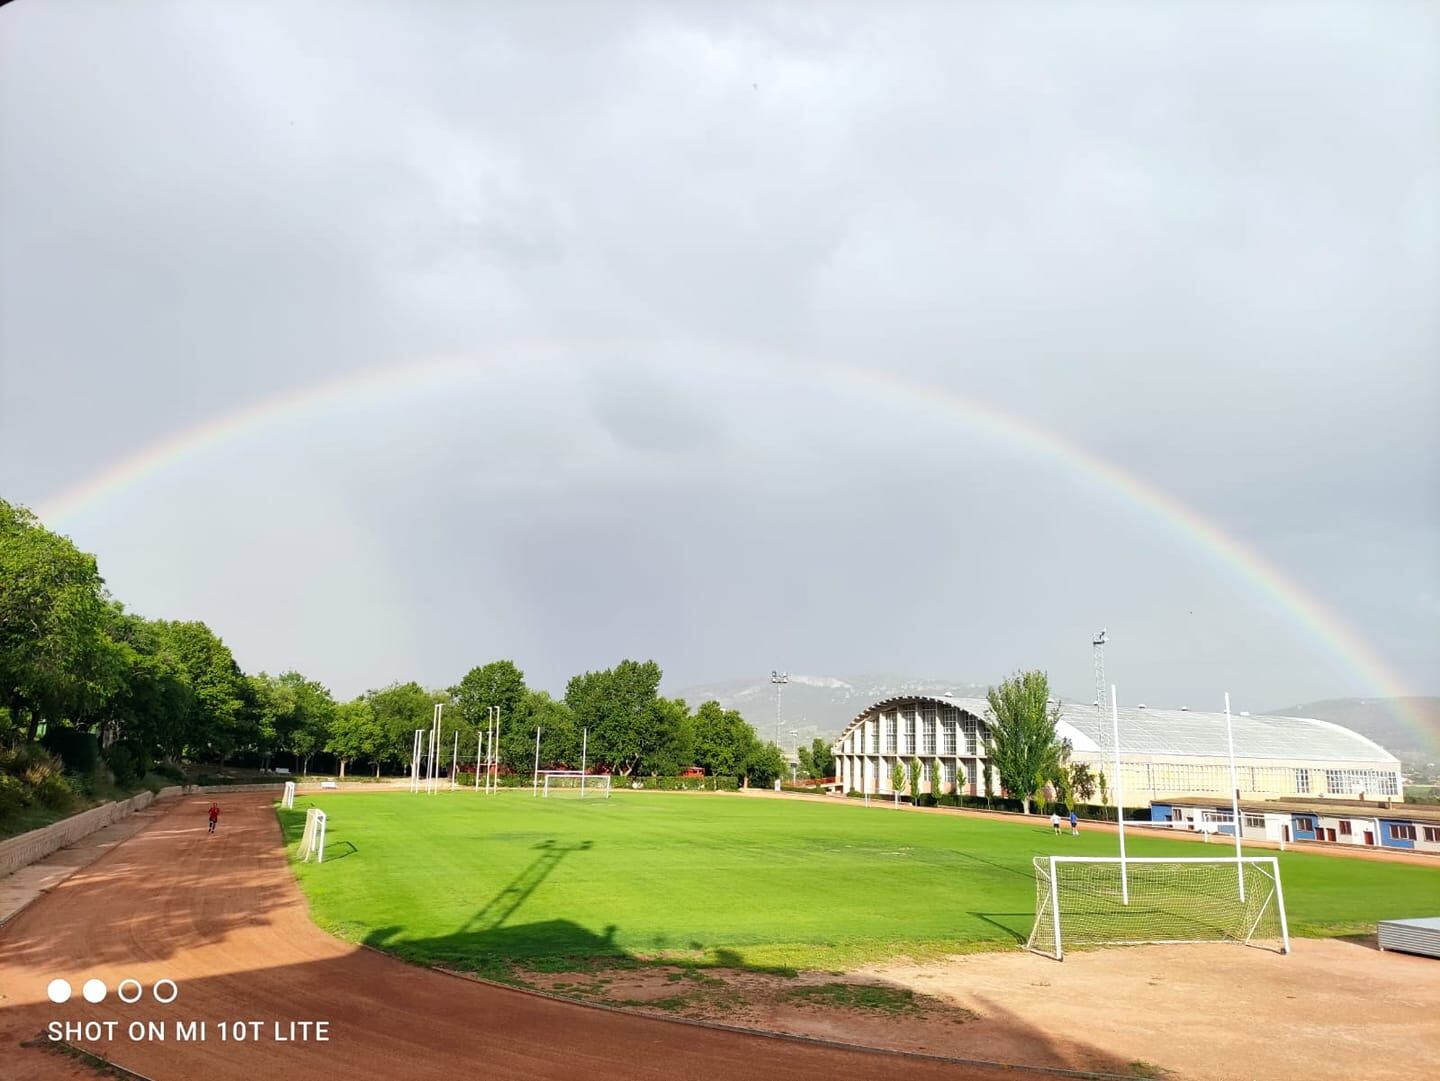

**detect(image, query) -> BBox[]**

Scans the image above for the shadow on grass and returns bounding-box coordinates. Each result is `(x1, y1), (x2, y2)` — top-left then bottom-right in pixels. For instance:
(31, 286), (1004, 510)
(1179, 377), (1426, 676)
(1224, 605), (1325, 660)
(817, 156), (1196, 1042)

(971, 912), (1032, 944)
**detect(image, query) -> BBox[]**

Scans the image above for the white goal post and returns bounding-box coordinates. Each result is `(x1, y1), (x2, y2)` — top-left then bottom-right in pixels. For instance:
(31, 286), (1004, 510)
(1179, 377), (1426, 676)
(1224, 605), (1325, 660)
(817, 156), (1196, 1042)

(540, 771), (610, 799)
(282, 780), (296, 809)
(1027, 856), (1289, 960)
(296, 807), (327, 863)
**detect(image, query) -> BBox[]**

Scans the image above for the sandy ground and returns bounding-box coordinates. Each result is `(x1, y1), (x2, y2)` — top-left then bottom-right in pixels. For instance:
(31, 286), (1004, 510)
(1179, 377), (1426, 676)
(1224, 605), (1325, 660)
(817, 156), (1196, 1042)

(864, 939), (1440, 1081)
(0, 794), (1084, 1081)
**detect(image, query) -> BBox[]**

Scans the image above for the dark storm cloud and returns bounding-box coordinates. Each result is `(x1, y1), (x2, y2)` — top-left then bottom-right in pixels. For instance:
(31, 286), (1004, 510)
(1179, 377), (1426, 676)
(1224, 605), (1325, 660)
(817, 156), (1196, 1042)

(0, 1), (1435, 709)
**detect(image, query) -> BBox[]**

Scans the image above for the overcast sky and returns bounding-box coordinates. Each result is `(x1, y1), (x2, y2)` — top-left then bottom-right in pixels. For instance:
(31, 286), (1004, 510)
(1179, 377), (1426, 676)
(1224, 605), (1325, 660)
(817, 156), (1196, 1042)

(1, 1), (1436, 714)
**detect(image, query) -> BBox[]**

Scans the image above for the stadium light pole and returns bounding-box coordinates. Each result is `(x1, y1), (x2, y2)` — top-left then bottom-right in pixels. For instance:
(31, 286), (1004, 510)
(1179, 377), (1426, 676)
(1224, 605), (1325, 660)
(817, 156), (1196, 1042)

(771, 671), (788, 748)
(532, 726), (541, 798)
(475, 729), (482, 791)
(451, 730), (459, 791)
(1110, 685), (1129, 905)
(1224, 692), (1246, 901)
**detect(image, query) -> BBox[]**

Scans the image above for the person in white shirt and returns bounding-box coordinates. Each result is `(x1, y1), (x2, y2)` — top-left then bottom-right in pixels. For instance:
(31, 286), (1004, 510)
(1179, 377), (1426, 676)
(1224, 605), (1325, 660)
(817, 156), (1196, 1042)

(1050, 811), (1061, 835)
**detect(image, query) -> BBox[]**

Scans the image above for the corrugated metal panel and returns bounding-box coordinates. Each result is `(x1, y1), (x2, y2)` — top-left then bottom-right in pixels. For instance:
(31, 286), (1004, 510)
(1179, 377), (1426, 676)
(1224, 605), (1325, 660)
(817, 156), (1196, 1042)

(1378, 917), (1440, 959)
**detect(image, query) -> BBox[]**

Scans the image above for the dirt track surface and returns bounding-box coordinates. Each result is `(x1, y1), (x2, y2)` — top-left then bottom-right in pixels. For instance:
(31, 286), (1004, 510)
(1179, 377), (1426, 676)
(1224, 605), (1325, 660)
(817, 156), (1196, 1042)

(0, 794), (1093, 1081)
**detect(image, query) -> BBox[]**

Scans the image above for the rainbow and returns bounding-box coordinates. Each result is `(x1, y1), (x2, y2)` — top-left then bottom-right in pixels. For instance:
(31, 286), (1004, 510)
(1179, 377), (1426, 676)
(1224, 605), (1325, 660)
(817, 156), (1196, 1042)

(32, 344), (1434, 751)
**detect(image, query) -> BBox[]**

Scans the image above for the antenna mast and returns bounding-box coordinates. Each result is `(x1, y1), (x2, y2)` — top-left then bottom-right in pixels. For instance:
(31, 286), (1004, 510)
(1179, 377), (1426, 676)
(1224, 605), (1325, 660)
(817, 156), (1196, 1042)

(1092, 629), (1107, 708)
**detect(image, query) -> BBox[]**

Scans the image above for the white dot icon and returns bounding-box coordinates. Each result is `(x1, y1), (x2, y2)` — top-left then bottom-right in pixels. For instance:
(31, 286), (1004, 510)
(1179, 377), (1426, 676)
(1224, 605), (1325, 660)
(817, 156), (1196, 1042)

(47, 978), (72, 1004)
(82, 979), (107, 1003)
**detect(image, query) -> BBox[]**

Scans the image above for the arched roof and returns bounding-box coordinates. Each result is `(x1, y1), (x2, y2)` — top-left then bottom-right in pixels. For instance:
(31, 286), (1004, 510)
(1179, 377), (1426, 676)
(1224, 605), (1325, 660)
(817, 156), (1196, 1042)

(834, 695), (1398, 765)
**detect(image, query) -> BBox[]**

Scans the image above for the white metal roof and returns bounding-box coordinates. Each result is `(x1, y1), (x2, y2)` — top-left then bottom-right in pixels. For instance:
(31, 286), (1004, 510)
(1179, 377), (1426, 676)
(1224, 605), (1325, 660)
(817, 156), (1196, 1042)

(834, 694), (1398, 765)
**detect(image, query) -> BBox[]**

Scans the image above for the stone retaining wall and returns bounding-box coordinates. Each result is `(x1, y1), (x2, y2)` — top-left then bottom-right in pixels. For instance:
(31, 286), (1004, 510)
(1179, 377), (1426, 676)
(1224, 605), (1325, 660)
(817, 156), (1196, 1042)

(0, 785), (188, 879)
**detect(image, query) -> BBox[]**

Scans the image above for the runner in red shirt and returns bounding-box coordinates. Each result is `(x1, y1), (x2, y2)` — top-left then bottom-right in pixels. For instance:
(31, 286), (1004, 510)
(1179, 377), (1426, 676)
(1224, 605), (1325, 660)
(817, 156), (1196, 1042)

(207, 803), (220, 834)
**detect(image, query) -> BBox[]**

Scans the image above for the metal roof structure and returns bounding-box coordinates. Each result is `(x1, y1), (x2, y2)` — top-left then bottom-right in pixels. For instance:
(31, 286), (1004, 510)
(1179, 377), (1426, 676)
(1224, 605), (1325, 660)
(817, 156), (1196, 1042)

(835, 694), (1399, 765)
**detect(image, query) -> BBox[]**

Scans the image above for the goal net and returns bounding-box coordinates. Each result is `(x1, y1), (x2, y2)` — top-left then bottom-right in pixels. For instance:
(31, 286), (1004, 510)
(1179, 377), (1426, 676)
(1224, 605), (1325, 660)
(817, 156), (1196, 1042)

(281, 780), (296, 809)
(540, 772), (611, 799)
(1027, 856), (1289, 960)
(296, 807), (327, 863)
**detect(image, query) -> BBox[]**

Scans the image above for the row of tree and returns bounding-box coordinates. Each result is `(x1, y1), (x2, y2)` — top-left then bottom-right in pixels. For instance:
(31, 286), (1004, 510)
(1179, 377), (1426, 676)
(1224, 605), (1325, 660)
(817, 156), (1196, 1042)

(0, 499), (789, 788)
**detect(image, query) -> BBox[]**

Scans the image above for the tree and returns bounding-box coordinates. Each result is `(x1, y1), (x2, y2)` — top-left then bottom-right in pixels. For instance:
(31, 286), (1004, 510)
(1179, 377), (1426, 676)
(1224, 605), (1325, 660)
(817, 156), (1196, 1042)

(1068, 762), (1097, 804)
(367, 682), (446, 773)
(526, 690), (580, 771)
(564, 659), (666, 776)
(455, 660), (529, 768)
(692, 701), (758, 777)
(327, 697), (384, 777)
(891, 760), (905, 804)
(742, 741), (786, 788)
(930, 759), (943, 802)
(1097, 770), (1111, 820)
(985, 670), (1065, 815)
(0, 500), (117, 741)
(642, 697), (695, 776)
(156, 620), (250, 763)
(909, 757), (922, 804)
(796, 737), (835, 782)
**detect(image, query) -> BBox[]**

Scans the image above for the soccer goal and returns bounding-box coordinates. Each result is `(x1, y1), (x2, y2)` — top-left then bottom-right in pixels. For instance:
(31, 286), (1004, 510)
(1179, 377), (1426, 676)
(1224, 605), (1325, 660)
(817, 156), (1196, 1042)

(296, 807), (327, 863)
(281, 780), (296, 809)
(540, 772), (610, 799)
(1026, 856), (1289, 960)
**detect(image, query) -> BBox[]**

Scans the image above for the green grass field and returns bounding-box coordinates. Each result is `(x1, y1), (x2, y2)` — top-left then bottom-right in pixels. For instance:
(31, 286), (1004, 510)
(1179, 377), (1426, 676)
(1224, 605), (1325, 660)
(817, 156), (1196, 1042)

(278, 791), (1440, 978)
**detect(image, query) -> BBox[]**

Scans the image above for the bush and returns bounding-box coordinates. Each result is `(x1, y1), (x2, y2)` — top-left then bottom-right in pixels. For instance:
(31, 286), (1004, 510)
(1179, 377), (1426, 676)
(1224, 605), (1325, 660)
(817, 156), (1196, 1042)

(0, 772), (33, 817)
(154, 762), (186, 783)
(32, 771), (76, 811)
(106, 745), (142, 787)
(40, 726), (101, 774)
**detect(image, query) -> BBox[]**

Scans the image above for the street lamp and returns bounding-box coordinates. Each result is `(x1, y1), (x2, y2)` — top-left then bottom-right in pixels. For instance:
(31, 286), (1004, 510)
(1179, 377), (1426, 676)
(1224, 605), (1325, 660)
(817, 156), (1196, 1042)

(770, 670), (788, 748)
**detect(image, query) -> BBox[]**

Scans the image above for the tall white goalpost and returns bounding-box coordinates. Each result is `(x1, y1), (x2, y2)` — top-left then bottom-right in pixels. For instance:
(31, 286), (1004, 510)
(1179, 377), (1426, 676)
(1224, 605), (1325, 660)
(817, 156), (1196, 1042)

(281, 780), (296, 809)
(1030, 681), (1290, 960)
(296, 807), (327, 863)
(1027, 855), (1289, 959)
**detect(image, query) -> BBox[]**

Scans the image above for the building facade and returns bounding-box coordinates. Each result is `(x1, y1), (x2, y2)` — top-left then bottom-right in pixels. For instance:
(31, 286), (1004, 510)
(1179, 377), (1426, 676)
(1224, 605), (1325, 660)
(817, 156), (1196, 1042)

(1153, 798), (1440, 852)
(831, 695), (1403, 804)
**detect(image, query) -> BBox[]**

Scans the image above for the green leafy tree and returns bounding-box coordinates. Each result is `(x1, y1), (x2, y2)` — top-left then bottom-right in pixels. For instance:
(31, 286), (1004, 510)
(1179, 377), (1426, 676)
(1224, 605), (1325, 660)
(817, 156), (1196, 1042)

(564, 659), (665, 776)
(909, 757), (922, 803)
(891, 760), (905, 804)
(796, 737), (836, 782)
(0, 500), (118, 741)
(930, 759), (943, 801)
(327, 697), (384, 777)
(526, 690), (581, 772)
(367, 682), (446, 772)
(455, 660), (528, 768)
(985, 670), (1065, 815)
(692, 701), (758, 776)
(1097, 770), (1111, 820)
(1069, 762), (1097, 804)
(642, 697), (695, 776)
(156, 620), (250, 763)
(742, 740), (786, 788)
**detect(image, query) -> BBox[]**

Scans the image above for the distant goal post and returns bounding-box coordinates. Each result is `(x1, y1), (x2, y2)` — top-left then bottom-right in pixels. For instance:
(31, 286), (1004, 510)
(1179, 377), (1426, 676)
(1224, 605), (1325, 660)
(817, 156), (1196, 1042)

(539, 771), (611, 799)
(281, 780), (296, 809)
(1027, 855), (1289, 961)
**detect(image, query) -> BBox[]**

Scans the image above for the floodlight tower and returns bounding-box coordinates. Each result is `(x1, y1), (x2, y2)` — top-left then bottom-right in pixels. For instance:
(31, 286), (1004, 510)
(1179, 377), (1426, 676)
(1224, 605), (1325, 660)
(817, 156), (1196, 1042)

(770, 670), (789, 747)
(1092, 629), (1107, 708)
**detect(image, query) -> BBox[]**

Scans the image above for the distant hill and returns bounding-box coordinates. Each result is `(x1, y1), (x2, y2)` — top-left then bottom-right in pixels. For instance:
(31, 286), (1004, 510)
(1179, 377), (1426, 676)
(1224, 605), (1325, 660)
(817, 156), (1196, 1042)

(668, 674), (989, 751)
(1265, 697), (1440, 760)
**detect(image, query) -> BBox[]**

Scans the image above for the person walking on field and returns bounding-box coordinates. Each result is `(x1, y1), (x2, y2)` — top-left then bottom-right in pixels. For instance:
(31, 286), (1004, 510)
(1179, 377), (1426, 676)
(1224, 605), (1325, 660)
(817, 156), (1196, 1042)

(207, 802), (220, 834)
(1069, 810), (1079, 836)
(1050, 811), (1061, 835)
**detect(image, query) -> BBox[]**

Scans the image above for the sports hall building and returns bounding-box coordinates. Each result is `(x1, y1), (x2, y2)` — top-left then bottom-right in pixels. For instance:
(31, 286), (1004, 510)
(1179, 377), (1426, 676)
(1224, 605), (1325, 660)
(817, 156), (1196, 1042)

(830, 695), (1403, 805)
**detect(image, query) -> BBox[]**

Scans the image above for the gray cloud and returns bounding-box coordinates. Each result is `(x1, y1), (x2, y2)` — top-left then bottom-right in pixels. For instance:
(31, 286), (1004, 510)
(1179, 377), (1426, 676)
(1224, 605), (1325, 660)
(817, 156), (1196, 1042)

(1, 1), (1435, 711)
